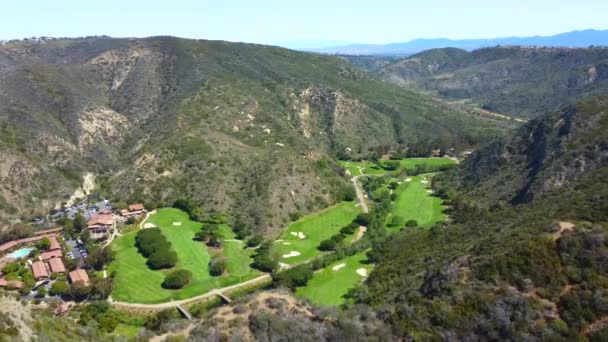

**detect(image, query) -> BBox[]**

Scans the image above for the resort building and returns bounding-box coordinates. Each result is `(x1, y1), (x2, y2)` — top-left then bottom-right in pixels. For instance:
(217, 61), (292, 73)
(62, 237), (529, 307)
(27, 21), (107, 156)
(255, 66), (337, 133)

(87, 213), (116, 239)
(69, 269), (90, 286)
(48, 236), (61, 251)
(120, 203), (146, 218)
(32, 261), (49, 280)
(40, 249), (63, 261)
(48, 257), (66, 273)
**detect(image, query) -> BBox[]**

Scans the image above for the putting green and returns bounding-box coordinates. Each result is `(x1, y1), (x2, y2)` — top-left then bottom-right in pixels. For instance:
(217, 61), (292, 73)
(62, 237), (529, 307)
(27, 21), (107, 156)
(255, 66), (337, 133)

(273, 202), (361, 265)
(385, 174), (445, 230)
(110, 208), (260, 303)
(296, 250), (372, 306)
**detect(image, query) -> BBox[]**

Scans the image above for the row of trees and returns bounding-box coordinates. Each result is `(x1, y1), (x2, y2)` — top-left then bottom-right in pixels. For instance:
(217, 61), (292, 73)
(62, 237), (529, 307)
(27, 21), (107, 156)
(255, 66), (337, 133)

(135, 228), (177, 270)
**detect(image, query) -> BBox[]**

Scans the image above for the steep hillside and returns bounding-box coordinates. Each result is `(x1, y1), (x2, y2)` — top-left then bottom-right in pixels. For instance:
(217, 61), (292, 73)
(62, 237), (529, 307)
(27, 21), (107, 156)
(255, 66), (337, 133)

(374, 46), (608, 118)
(356, 95), (608, 340)
(0, 36), (514, 231)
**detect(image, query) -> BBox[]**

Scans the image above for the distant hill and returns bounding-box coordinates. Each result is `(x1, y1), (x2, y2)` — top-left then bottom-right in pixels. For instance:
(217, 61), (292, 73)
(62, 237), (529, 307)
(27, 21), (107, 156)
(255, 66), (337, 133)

(367, 45), (608, 118)
(308, 29), (608, 56)
(0, 36), (514, 230)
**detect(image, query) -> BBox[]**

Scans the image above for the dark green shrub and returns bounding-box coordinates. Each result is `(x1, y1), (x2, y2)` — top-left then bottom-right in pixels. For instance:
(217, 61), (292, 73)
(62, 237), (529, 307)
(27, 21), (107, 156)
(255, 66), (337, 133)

(162, 269), (192, 289)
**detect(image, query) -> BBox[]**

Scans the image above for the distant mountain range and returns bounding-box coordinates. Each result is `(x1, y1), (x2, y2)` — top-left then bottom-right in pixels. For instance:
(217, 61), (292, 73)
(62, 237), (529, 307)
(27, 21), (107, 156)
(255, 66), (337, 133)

(304, 29), (608, 56)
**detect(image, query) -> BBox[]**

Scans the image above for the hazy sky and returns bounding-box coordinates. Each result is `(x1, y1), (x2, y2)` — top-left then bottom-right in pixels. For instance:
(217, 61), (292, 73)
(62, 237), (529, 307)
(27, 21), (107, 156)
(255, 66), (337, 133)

(2, 0), (607, 45)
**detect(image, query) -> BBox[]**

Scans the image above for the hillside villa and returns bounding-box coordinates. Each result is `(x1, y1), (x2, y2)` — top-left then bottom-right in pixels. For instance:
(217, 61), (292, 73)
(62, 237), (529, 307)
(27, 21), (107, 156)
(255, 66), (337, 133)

(120, 203), (146, 218)
(87, 212), (116, 239)
(69, 269), (89, 286)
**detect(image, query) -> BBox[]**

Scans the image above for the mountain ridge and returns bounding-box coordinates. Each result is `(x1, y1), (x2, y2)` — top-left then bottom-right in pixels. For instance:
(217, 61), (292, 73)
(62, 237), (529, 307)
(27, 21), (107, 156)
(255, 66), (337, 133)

(306, 29), (608, 56)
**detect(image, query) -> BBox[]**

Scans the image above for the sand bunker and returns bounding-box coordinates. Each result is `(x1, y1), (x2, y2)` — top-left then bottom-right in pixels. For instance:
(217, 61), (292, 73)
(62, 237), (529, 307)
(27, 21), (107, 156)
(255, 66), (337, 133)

(290, 232), (306, 239)
(143, 223), (156, 228)
(405, 178), (412, 182)
(172, 222), (182, 226)
(420, 180), (428, 184)
(332, 263), (346, 271)
(356, 268), (369, 277)
(282, 242), (292, 245)
(282, 251), (301, 258)
(426, 190), (433, 193)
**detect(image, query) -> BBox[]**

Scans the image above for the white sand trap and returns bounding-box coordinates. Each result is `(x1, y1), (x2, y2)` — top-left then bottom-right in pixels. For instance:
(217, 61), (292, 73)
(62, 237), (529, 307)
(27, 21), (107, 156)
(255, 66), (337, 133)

(332, 263), (346, 271)
(356, 268), (369, 277)
(405, 178), (412, 182)
(282, 251), (301, 258)
(290, 232), (306, 239)
(420, 180), (429, 184)
(426, 190), (433, 193)
(275, 239), (284, 242)
(143, 223), (156, 228)
(172, 222), (182, 226)
(224, 239), (244, 243)
(278, 262), (289, 269)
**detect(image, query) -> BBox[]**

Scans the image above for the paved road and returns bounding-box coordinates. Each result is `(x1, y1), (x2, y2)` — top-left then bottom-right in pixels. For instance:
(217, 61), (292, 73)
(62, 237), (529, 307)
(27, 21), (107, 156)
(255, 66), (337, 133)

(351, 175), (369, 214)
(108, 274), (271, 309)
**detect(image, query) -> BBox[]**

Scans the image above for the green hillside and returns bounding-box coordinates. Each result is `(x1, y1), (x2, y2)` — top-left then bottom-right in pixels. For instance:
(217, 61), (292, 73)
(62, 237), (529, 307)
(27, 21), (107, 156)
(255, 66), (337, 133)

(0, 37), (514, 232)
(366, 46), (608, 118)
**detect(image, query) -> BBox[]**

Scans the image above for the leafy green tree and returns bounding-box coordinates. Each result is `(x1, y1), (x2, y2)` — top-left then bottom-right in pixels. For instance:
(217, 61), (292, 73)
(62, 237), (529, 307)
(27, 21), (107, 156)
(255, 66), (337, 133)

(209, 257), (228, 276)
(36, 238), (50, 251)
(50, 280), (69, 296)
(319, 239), (337, 251)
(147, 249), (178, 270)
(162, 269), (192, 289)
(405, 219), (418, 228)
(36, 286), (47, 298)
(73, 212), (87, 233)
(272, 265), (313, 289)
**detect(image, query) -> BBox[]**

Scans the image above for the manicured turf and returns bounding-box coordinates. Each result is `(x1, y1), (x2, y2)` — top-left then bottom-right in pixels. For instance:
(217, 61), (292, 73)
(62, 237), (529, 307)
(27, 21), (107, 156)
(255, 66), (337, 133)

(399, 158), (456, 169)
(296, 250), (373, 306)
(339, 158), (456, 176)
(110, 208), (260, 303)
(273, 202), (361, 265)
(338, 160), (386, 176)
(385, 174), (446, 230)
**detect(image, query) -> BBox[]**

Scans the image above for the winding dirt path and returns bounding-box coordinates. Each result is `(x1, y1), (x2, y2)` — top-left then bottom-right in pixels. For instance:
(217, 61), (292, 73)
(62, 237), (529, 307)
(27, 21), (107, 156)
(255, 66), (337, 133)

(109, 274), (271, 310)
(351, 175), (369, 214)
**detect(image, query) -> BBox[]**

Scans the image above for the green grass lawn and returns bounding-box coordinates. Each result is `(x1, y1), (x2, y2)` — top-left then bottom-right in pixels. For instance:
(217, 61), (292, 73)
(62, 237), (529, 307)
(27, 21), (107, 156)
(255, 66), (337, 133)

(398, 158), (456, 169)
(296, 250), (373, 306)
(339, 158), (456, 176)
(273, 202), (361, 265)
(385, 174), (446, 230)
(110, 208), (260, 303)
(338, 160), (386, 176)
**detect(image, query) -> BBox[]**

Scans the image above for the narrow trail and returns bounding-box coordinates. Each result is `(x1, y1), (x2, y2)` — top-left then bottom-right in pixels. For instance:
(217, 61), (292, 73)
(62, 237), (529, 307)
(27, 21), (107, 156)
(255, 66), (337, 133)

(351, 175), (369, 214)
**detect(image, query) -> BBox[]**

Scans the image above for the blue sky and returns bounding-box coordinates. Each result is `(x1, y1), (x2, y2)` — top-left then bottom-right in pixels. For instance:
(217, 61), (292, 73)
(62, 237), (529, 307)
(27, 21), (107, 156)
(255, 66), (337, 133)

(2, 0), (607, 46)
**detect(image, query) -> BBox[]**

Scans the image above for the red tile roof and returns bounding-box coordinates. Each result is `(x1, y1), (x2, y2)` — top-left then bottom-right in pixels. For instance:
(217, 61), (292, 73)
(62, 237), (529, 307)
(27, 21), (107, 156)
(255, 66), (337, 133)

(0, 241), (18, 252)
(0, 278), (24, 289)
(32, 261), (49, 279)
(87, 214), (114, 227)
(48, 236), (61, 251)
(40, 249), (63, 261)
(128, 204), (145, 212)
(69, 269), (89, 286)
(48, 258), (66, 273)
(33, 227), (63, 236)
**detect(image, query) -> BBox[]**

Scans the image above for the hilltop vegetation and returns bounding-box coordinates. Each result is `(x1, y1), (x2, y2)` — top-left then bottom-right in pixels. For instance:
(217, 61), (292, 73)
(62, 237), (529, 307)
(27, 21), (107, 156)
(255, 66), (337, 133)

(0, 36), (514, 231)
(359, 46), (608, 118)
(354, 95), (608, 340)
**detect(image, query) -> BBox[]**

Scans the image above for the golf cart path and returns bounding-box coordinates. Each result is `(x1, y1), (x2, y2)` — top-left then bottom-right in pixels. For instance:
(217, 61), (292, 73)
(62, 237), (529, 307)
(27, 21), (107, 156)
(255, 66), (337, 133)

(351, 175), (369, 214)
(109, 273), (271, 309)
